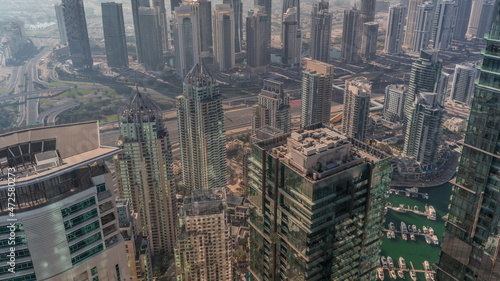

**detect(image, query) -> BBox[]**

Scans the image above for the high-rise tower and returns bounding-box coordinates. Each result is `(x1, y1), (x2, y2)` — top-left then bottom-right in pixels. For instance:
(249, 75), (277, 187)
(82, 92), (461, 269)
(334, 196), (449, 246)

(114, 89), (178, 254)
(310, 0), (332, 62)
(360, 21), (379, 61)
(342, 77), (372, 141)
(282, 0), (300, 27)
(54, 4), (67, 45)
(177, 63), (227, 191)
(467, 0), (496, 39)
(403, 92), (444, 166)
(300, 59), (334, 127)
(282, 7), (302, 68)
(138, 7), (164, 71)
(453, 0), (473, 40)
(102, 2), (129, 68)
(213, 4), (235, 71)
(403, 0), (425, 50)
(341, 7), (361, 62)
(173, 4), (201, 77)
(252, 79), (291, 135)
(0, 122), (130, 281)
(437, 4), (500, 279)
(62, 0), (93, 69)
(248, 124), (392, 281)
(223, 0), (243, 52)
(432, 0), (458, 50)
(450, 63), (479, 105)
(246, 8), (270, 72)
(384, 84), (407, 122)
(131, 0), (150, 63)
(412, 1), (434, 53)
(384, 4), (407, 54)
(255, 0), (272, 44)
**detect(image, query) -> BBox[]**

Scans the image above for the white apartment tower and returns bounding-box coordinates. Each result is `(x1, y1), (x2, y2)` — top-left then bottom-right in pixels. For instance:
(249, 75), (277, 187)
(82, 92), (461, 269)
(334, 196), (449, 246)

(252, 79), (291, 135)
(450, 63), (479, 105)
(412, 1), (434, 53)
(432, 0), (458, 50)
(384, 4), (407, 54)
(384, 84), (407, 122)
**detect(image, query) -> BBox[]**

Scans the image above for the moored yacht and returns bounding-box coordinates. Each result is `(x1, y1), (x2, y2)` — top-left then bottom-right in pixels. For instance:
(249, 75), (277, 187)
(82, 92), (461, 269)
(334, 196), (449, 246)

(398, 270), (405, 279)
(401, 222), (407, 233)
(377, 268), (384, 280)
(381, 256), (388, 267)
(388, 256), (395, 268)
(399, 257), (407, 269)
(410, 270), (417, 281)
(389, 269), (397, 279)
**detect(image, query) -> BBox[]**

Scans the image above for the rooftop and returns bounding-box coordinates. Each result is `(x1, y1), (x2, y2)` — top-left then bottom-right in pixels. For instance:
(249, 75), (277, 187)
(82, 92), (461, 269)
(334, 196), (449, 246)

(182, 188), (227, 217)
(257, 125), (389, 181)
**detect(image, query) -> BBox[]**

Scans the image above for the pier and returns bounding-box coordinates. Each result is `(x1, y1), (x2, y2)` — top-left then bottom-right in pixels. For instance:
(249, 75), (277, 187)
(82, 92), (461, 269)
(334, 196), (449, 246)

(388, 187), (429, 199)
(385, 203), (437, 221)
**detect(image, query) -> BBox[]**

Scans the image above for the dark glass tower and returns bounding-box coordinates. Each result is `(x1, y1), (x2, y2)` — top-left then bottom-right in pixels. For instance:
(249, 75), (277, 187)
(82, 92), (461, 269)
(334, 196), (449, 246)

(62, 0), (93, 69)
(437, 4), (500, 280)
(310, 0), (332, 62)
(102, 2), (129, 68)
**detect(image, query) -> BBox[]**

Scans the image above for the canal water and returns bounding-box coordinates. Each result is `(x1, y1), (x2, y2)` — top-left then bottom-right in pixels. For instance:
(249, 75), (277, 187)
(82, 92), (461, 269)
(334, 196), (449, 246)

(380, 182), (453, 280)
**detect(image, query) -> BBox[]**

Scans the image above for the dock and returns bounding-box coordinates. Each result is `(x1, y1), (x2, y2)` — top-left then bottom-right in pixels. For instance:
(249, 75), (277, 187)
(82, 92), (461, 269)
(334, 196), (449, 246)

(385, 203), (437, 221)
(388, 187), (429, 199)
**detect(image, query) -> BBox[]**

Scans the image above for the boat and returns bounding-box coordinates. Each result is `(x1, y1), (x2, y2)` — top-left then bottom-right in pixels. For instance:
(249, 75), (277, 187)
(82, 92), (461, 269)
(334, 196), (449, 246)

(425, 272), (435, 281)
(399, 257), (407, 269)
(423, 193), (429, 199)
(388, 256), (394, 268)
(381, 256), (388, 267)
(389, 222), (395, 230)
(410, 233), (416, 241)
(425, 235), (432, 244)
(402, 233), (407, 240)
(423, 226), (428, 233)
(408, 225), (413, 232)
(412, 225), (417, 232)
(401, 222), (407, 233)
(387, 231), (392, 239)
(390, 231), (396, 239)
(429, 227), (435, 235)
(427, 205), (436, 220)
(389, 269), (397, 279)
(398, 270), (405, 279)
(414, 205), (419, 211)
(423, 260), (431, 271)
(410, 270), (417, 281)
(377, 268), (384, 280)
(432, 235), (439, 245)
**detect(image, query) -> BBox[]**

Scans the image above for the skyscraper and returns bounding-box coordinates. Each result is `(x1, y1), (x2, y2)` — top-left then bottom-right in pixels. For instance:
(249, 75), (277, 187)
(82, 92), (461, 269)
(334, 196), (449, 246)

(360, 22), (379, 61)
(300, 59), (334, 127)
(54, 4), (67, 45)
(412, 1), (434, 53)
(175, 188), (233, 281)
(282, 7), (302, 68)
(223, 0), (243, 52)
(360, 0), (376, 23)
(282, 0), (300, 27)
(467, 0), (496, 39)
(114, 89), (177, 254)
(450, 63), (479, 105)
(213, 4), (235, 71)
(177, 63), (227, 191)
(453, 0), (473, 40)
(341, 7), (361, 62)
(432, 0), (458, 50)
(342, 77), (372, 141)
(62, 0), (93, 69)
(0, 122), (130, 281)
(173, 4), (201, 77)
(384, 4), (407, 54)
(252, 79), (291, 135)
(255, 0), (272, 44)
(403, 49), (442, 132)
(131, 0), (150, 63)
(403, 0), (425, 50)
(437, 71), (451, 104)
(152, 0), (169, 54)
(248, 124), (392, 281)
(437, 4), (500, 279)
(384, 84), (407, 122)
(198, 0), (213, 55)
(246, 8), (270, 72)
(403, 92), (444, 166)
(310, 0), (332, 62)
(138, 7), (164, 71)
(101, 2), (129, 68)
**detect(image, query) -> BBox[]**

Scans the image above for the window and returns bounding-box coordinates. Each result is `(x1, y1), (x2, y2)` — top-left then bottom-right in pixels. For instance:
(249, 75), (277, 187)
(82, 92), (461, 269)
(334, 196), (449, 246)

(69, 233), (102, 254)
(96, 183), (106, 193)
(64, 209), (98, 230)
(67, 220), (100, 242)
(91, 266), (98, 276)
(62, 197), (96, 217)
(71, 244), (104, 265)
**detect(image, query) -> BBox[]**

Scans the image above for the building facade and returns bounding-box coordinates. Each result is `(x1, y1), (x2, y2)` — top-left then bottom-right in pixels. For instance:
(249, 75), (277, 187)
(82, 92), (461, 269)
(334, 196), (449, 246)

(437, 5), (500, 279)
(138, 7), (164, 71)
(384, 4), (407, 54)
(173, 4), (201, 77)
(223, 0), (243, 52)
(384, 84), (407, 122)
(54, 4), (67, 45)
(248, 124), (392, 281)
(467, 0), (496, 39)
(213, 4), (235, 71)
(0, 122), (129, 281)
(282, 7), (302, 68)
(432, 0), (458, 50)
(62, 0), (93, 69)
(300, 59), (334, 127)
(114, 90), (177, 254)
(360, 22), (379, 61)
(310, 0), (332, 62)
(177, 63), (227, 191)
(341, 7), (361, 62)
(101, 2), (129, 68)
(252, 79), (291, 135)
(131, 0), (150, 63)
(403, 0), (425, 50)
(453, 0), (473, 40)
(246, 9), (270, 72)
(450, 63), (479, 105)
(342, 77), (372, 141)
(403, 92), (444, 167)
(412, 1), (434, 53)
